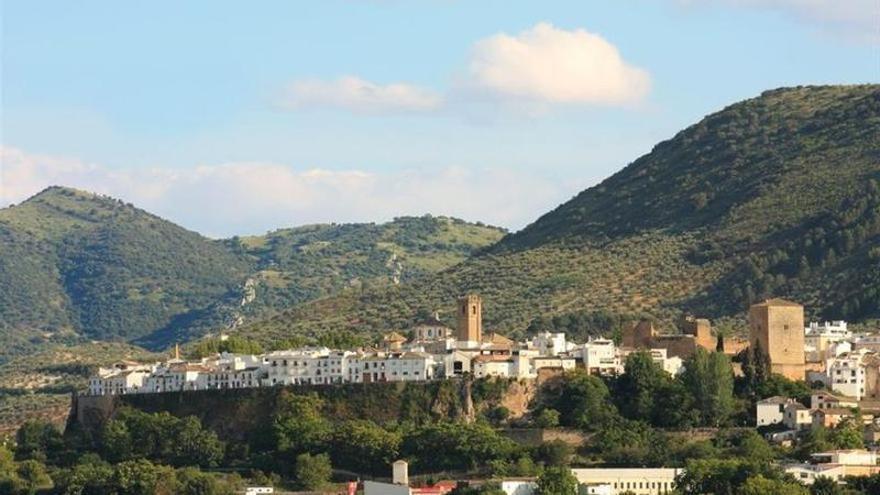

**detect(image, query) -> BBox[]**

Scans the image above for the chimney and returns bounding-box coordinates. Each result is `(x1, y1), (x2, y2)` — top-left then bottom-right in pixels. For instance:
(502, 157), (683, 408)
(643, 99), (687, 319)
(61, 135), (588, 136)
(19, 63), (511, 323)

(392, 460), (409, 485)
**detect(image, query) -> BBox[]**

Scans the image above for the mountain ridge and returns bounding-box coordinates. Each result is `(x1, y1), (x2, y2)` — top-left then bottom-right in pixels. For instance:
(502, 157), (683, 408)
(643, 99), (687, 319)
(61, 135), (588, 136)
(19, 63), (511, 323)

(0, 187), (505, 359)
(231, 84), (880, 347)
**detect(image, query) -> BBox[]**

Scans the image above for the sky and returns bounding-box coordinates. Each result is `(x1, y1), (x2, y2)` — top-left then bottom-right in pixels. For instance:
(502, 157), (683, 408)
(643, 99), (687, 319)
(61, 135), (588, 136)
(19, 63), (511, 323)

(1, 0), (878, 238)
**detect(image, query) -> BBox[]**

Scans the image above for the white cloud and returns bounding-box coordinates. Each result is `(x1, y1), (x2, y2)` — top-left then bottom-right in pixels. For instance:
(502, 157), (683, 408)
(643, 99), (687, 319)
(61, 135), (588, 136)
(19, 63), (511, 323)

(278, 76), (443, 113)
(676, 0), (879, 43)
(464, 22), (651, 106)
(1, 145), (575, 237)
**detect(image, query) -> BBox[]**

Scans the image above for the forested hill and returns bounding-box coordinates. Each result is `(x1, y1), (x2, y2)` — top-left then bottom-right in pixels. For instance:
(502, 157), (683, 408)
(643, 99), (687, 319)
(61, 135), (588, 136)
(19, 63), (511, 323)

(0, 187), (505, 359)
(235, 85), (880, 347)
(501, 85), (880, 250)
(0, 187), (251, 358)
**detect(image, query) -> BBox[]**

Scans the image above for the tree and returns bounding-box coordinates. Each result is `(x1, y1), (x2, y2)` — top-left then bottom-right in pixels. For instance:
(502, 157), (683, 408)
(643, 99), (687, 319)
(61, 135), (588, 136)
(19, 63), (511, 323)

(401, 422), (516, 472)
(535, 440), (574, 467)
(534, 409), (560, 428)
(54, 459), (115, 495)
(14, 420), (64, 463)
(295, 453), (332, 491)
(615, 351), (668, 421)
(101, 408), (224, 467)
(172, 417), (225, 467)
(272, 392), (331, 456)
(740, 474), (808, 495)
(112, 459), (175, 495)
(538, 371), (618, 430)
(15, 460), (51, 495)
(675, 458), (755, 495)
(592, 419), (660, 467)
(682, 349), (735, 426)
(536, 466), (578, 495)
(175, 467), (232, 495)
(329, 420), (401, 475)
(828, 418), (864, 449)
(809, 476), (842, 495)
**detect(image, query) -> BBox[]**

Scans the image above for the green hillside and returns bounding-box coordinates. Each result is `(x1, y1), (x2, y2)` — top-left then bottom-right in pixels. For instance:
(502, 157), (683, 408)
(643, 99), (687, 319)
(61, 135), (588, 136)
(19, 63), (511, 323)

(0, 188), (505, 358)
(235, 85), (880, 346)
(0, 187), (251, 358)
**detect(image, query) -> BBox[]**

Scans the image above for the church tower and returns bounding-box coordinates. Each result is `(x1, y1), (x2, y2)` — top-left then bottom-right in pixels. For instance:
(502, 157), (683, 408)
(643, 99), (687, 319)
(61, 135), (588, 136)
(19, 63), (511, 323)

(457, 294), (482, 345)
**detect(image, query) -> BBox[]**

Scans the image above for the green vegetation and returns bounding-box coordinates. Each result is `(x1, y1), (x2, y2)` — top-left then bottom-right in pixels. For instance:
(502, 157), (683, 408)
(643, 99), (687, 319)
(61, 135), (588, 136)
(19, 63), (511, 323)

(0, 187), (251, 355)
(0, 188), (504, 359)
(535, 466), (578, 495)
(235, 85), (880, 346)
(8, 364), (880, 494)
(0, 342), (163, 437)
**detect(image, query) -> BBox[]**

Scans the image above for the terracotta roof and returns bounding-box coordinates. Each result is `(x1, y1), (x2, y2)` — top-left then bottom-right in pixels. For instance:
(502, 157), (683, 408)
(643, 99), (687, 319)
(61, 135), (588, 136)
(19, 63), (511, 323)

(414, 317), (448, 328)
(473, 355), (512, 363)
(482, 332), (514, 345)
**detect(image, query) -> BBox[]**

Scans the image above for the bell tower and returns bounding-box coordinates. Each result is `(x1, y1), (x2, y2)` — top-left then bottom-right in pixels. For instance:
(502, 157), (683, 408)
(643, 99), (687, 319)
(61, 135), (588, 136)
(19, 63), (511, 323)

(457, 294), (482, 345)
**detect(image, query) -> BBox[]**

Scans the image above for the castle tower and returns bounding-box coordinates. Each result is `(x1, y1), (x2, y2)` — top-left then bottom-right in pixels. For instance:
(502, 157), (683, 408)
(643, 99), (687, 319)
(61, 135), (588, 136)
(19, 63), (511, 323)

(681, 315), (715, 351)
(457, 294), (482, 345)
(748, 298), (805, 381)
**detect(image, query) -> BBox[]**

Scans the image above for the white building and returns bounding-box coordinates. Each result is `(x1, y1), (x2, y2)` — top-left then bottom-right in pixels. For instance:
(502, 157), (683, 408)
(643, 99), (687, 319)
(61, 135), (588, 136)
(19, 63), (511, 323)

(472, 356), (515, 379)
(143, 363), (209, 393)
(443, 350), (473, 378)
(854, 334), (880, 353)
(580, 338), (622, 376)
(354, 351), (436, 383)
(582, 485), (614, 495)
(811, 449), (878, 466)
(88, 363), (153, 395)
(570, 468), (681, 495)
(412, 314), (453, 341)
(783, 402), (812, 431)
(784, 463), (846, 485)
(531, 332), (570, 357)
(811, 392), (858, 410)
(825, 350), (873, 400)
(532, 356), (578, 375)
(263, 348), (355, 386)
(620, 348), (683, 376)
(756, 396), (795, 427)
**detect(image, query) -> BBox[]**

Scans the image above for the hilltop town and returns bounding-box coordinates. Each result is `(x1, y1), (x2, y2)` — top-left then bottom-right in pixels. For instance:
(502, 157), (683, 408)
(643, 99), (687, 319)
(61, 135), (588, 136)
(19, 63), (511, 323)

(79, 295), (880, 494)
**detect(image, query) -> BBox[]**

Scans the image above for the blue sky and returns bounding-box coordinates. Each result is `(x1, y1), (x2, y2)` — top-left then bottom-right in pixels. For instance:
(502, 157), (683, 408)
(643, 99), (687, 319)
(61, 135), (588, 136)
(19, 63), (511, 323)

(1, 0), (877, 237)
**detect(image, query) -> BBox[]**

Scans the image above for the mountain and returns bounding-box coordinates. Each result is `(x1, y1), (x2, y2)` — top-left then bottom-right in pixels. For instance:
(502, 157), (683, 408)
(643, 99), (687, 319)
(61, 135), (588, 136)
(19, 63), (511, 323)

(234, 85), (880, 346)
(142, 216), (505, 347)
(0, 188), (505, 359)
(0, 187), (252, 358)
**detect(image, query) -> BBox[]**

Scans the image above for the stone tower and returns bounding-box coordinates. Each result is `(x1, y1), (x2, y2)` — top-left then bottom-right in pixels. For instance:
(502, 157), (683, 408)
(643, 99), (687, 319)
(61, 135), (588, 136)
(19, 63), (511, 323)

(457, 294), (482, 344)
(748, 298), (805, 381)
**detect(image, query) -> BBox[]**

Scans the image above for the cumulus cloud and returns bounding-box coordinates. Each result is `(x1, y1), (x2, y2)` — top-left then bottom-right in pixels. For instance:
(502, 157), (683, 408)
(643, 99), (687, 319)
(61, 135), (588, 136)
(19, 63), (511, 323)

(464, 22), (651, 106)
(1, 145), (573, 237)
(278, 76), (443, 113)
(676, 0), (879, 43)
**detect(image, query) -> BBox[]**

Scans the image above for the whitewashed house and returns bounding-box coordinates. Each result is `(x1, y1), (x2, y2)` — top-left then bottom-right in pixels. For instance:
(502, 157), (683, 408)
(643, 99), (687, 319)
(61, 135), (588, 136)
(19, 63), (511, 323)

(825, 350), (873, 400)
(756, 396), (795, 426)
(531, 332), (568, 357)
(783, 402), (812, 431)
(580, 338), (621, 376)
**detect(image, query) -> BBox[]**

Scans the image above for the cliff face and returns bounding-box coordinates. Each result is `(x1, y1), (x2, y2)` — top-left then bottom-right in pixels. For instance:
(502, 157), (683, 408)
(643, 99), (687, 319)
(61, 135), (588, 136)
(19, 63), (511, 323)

(68, 378), (535, 442)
